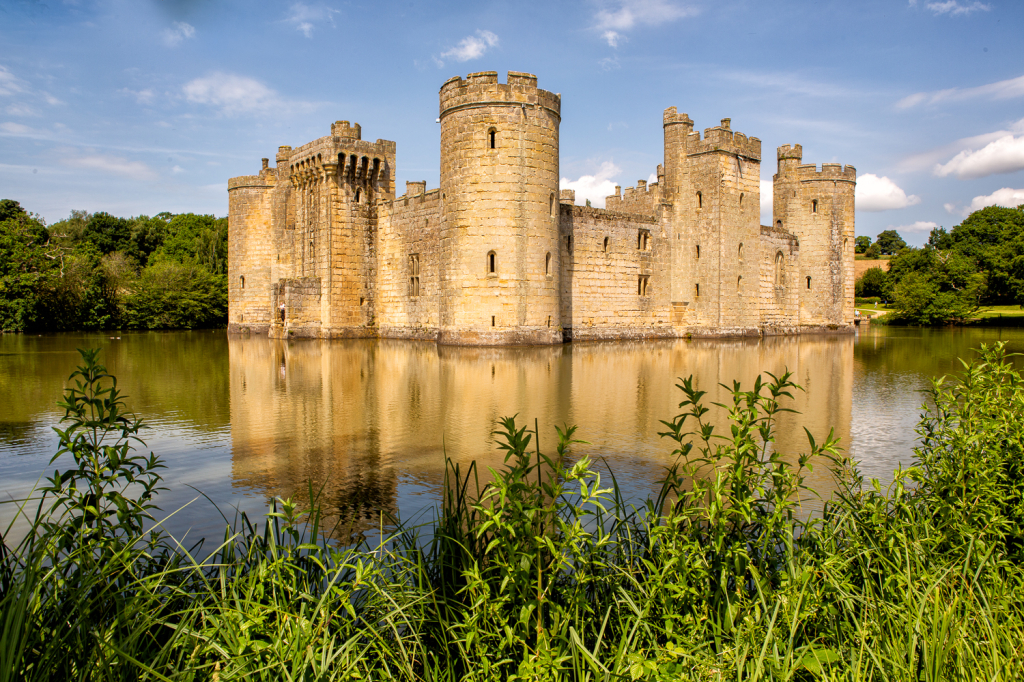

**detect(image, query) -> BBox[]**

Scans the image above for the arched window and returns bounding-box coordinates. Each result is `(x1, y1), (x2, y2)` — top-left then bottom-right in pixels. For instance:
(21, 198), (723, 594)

(737, 275), (742, 291)
(697, 191), (703, 209)
(774, 251), (785, 288)
(487, 251), (497, 274)
(776, 219), (783, 229)
(545, 252), (551, 276)
(806, 276), (812, 289)
(739, 192), (745, 207)
(603, 236), (609, 252)
(738, 242), (744, 261)
(812, 199), (818, 213)
(489, 128), (496, 149)
(637, 230), (650, 250)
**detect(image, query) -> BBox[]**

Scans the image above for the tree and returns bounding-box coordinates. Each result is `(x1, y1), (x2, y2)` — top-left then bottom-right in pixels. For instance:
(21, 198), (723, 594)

(875, 230), (907, 255)
(864, 243), (881, 259)
(855, 236), (871, 254)
(125, 260), (227, 329)
(855, 267), (887, 298)
(0, 201), (53, 330)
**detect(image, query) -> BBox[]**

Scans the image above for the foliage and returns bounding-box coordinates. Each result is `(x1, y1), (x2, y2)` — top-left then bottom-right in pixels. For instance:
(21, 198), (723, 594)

(5, 347), (1024, 680)
(854, 235), (870, 254)
(875, 229), (907, 255)
(854, 266), (887, 298)
(864, 242), (881, 259)
(0, 201), (228, 331)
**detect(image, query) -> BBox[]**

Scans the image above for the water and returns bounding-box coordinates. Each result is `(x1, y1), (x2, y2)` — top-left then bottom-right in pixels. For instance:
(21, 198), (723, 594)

(2, 326), (1022, 542)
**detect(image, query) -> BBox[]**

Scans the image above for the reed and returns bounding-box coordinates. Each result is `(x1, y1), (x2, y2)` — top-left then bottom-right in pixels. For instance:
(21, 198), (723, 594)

(2, 345), (1023, 680)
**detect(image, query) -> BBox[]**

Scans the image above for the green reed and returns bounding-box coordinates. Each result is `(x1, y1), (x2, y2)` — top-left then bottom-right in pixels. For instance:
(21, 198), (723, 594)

(2, 345), (1023, 680)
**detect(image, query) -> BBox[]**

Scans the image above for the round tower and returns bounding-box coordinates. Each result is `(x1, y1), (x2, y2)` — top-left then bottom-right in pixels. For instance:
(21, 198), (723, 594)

(438, 71), (562, 345)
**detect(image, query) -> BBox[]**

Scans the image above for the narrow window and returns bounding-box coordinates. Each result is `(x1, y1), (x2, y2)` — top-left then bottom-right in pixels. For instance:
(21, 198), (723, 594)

(738, 242), (743, 261)
(409, 254), (420, 297)
(549, 193), (554, 216)
(355, 189), (361, 203)
(806, 276), (812, 289)
(696, 244), (700, 259)
(488, 251), (496, 274)
(547, 315), (551, 327)
(638, 229), (650, 250)
(777, 219), (783, 229)
(491, 315), (496, 327)
(695, 283), (700, 297)
(638, 275), (650, 296)
(545, 252), (551, 276)
(603, 236), (609, 252)
(739, 193), (745, 207)
(240, 275), (245, 289)
(812, 199), (818, 213)
(489, 129), (496, 149)
(566, 235), (572, 251)
(737, 275), (742, 291)
(697, 191), (703, 209)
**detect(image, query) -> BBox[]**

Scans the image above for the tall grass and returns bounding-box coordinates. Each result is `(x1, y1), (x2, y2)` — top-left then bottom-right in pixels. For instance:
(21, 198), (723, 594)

(2, 346), (1023, 680)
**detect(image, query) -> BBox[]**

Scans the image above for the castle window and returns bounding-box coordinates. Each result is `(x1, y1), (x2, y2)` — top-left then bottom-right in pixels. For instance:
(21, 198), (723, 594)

(738, 242), (744, 261)
(812, 199), (818, 213)
(603, 236), (609, 252)
(566, 235), (572, 251)
(774, 251), (785, 291)
(638, 229), (650, 250)
(545, 252), (551, 277)
(409, 254), (420, 297)
(487, 251), (497, 275)
(492, 315), (496, 327)
(697, 191), (703, 209)
(739, 193), (745, 207)
(737, 275), (742, 291)
(777, 220), (783, 230)
(549, 193), (555, 216)
(240, 275), (245, 289)
(696, 244), (700, 259)
(355, 189), (361, 203)
(806, 276), (812, 289)
(695, 283), (700, 298)
(638, 275), (650, 296)
(489, 128), (496, 149)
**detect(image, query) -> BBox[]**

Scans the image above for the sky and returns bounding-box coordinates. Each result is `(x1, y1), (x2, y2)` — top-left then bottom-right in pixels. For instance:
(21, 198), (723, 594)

(1, 0), (1023, 245)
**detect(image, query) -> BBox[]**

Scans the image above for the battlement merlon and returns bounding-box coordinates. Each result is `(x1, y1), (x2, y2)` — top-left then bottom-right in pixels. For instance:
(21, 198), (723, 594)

(683, 119), (761, 161)
(228, 174), (276, 191)
(438, 71), (561, 121)
(663, 106), (694, 131)
(774, 145), (855, 182)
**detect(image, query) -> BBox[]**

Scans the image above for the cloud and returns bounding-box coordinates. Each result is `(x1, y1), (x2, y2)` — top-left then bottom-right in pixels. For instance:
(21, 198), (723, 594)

(171, 165), (185, 174)
(120, 87), (156, 105)
(897, 74), (1024, 109)
(183, 73), (281, 115)
(0, 122), (36, 135)
(760, 179), (773, 220)
(162, 21), (195, 47)
(560, 161), (621, 208)
(924, 1), (990, 15)
(437, 30), (499, 64)
(595, 0), (698, 45)
(41, 92), (63, 106)
(934, 134), (1024, 179)
(946, 188), (1024, 216)
(856, 174), (921, 212)
(897, 120), (1024, 173)
(890, 220), (939, 233)
(0, 65), (28, 96)
(61, 154), (158, 181)
(284, 3), (339, 38)
(6, 103), (37, 117)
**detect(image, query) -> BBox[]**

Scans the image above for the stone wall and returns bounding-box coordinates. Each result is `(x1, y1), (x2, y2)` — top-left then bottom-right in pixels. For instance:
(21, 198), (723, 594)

(227, 168), (277, 335)
(758, 225), (800, 332)
(559, 205), (672, 339)
(376, 185), (443, 339)
(270, 277), (322, 338)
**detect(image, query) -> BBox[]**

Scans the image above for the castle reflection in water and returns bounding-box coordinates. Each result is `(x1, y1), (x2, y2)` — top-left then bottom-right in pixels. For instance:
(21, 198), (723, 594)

(227, 335), (852, 535)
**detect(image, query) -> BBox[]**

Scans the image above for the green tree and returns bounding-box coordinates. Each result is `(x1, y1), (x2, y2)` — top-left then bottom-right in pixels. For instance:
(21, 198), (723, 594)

(0, 201), (53, 331)
(864, 243), (881, 259)
(854, 235), (871, 253)
(855, 266), (887, 298)
(152, 213), (228, 274)
(875, 230), (907, 255)
(125, 260), (227, 329)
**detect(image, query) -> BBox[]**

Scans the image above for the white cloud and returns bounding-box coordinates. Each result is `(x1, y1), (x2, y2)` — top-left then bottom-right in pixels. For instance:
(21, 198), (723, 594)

(934, 135), (1024, 179)
(760, 179), (773, 222)
(183, 73), (280, 115)
(6, 103), (37, 117)
(162, 21), (196, 47)
(0, 122), (36, 135)
(120, 88), (155, 105)
(925, 1), (990, 15)
(61, 154), (158, 181)
(897, 120), (1024, 173)
(897, 74), (1024, 110)
(284, 3), (339, 38)
(947, 188), (1024, 216)
(890, 220), (939, 233)
(560, 161), (621, 208)
(594, 0), (698, 44)
(437, 30), (499, 64)
(171, 165), (185, 174)
(856, 174), (921, 212)
(41, 92), (63, 106)
(0, 65), (28, 96)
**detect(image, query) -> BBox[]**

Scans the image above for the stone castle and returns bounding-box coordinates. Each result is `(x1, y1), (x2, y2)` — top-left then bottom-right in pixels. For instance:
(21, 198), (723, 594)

(227, 71), (856, 345)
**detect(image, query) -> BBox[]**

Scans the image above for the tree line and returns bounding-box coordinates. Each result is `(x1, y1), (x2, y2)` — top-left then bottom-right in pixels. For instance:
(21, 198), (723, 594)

(0, 199), (227, 332)
(856, 205), (1024, 324)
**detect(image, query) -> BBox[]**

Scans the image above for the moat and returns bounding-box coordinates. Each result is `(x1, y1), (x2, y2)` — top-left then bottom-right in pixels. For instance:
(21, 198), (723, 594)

(3, 326), (1023, 541)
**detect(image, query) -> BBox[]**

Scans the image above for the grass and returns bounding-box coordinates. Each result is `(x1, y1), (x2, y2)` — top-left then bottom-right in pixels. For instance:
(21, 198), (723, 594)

(3, 347), (1024, 680)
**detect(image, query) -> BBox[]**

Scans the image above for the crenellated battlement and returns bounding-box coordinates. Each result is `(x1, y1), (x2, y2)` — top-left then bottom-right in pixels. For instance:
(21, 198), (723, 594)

(683, 118), (761, 160)
(439, 70), (561, 121)
(331, 120), (361, 139)
(605, 175), (662, 215)
(774, 145), (855, 181)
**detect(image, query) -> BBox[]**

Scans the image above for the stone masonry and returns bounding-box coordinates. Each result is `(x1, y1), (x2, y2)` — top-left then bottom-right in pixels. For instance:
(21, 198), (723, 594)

(228, 71), (856, 345)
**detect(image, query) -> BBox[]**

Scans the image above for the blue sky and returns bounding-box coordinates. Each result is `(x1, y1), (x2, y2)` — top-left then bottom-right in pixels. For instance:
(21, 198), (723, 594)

(1, 0), (1022, 244)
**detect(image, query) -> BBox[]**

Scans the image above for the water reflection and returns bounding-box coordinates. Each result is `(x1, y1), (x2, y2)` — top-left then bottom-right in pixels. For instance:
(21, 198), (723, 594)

(227, 334), (854, 529)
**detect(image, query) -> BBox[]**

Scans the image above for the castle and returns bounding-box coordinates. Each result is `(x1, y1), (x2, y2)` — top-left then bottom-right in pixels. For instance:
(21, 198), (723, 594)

(227, 71), (856, 345)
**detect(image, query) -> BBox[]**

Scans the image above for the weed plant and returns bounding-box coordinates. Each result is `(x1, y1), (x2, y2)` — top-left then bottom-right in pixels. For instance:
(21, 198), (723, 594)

(2, 346), (1023, 680)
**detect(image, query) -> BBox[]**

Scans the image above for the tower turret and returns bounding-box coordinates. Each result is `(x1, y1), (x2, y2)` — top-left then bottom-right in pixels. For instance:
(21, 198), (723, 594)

(773, 145), (856, 327)
(438, 71), (562, 345)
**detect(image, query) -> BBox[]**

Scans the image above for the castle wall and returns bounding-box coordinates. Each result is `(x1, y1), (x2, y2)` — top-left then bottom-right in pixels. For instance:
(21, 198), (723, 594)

(604, 167), (664, 215)
(376, 185), (442, 339)
(559, 204), (672, 339)
(270, 277), (322, 338)
(758, 225), (800, 332)
(228, 170), (277, 335)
